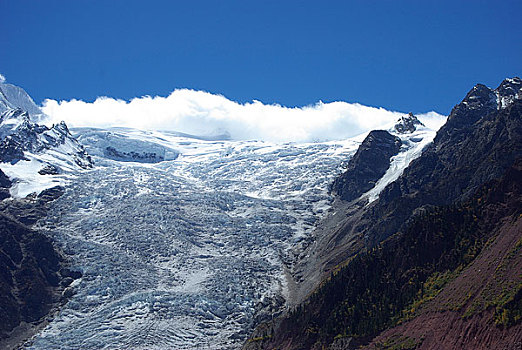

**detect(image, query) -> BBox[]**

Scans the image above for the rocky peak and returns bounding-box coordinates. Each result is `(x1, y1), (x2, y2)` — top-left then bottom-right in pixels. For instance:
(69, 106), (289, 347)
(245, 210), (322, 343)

(435, 78), (521, 148)
(41, 121), (74, 148)
(447, 84), (497, 127)
(0, 108), (47, 138)
(393, 112), (424, 134)
(0, 107), (93, 197)
(496, 77), (521, 109)
(54, 120), (70, 134)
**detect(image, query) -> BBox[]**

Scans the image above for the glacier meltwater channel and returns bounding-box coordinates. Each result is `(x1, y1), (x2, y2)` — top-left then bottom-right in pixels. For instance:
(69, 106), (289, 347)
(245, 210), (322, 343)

(26, 131), (361, 349)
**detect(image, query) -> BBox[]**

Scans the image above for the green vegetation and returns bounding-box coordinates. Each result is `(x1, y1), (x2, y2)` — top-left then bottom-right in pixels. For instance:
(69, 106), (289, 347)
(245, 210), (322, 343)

(246, 335), (272, 343)
(397, 267), (462, 323)
(493, 284), (522, 327)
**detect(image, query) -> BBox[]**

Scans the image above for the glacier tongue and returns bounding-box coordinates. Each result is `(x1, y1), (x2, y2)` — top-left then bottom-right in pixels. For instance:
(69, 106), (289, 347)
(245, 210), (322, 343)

(28, 132), (360, 350)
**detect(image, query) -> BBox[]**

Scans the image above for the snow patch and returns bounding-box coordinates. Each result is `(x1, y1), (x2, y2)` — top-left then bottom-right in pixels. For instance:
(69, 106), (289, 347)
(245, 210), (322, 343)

(0, 156), (68, 197)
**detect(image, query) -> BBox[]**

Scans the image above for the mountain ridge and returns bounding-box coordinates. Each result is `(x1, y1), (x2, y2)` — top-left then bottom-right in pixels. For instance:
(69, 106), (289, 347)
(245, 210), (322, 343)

(244, 77), (522, 349)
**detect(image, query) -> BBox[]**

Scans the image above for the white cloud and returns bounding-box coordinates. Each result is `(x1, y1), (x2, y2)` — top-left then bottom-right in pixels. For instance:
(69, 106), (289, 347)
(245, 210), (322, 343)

(416, 111), (447, 131)
(41, 89), (445, 143)
(0, 73), (5, 83)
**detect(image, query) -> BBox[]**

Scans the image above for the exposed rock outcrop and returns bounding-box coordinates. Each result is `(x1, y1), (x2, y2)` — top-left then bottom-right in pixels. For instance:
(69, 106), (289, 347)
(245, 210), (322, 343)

(393, 112), (424, 134)
(300, 78), (522, 293)
(331, 130), (401, 202)
(0, 169), (11, 200)
(0, 108), (93, 169)
(0, 80), (84, 349)
(0, 201), (81, 349)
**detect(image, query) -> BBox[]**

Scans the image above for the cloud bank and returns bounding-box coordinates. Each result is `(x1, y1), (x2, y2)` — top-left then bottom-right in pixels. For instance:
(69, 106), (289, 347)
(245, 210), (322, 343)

(42, 89), (446, 143)
(0, 73), (5, 83)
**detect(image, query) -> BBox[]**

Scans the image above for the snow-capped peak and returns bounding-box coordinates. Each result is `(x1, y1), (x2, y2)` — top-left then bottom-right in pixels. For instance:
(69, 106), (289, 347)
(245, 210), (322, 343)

(0, 78), (45, 120)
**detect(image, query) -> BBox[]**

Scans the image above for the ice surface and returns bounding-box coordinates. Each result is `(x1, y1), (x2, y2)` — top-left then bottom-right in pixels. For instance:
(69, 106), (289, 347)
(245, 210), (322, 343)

(26, 130), (359, 349)
(74, 128), (179, 163)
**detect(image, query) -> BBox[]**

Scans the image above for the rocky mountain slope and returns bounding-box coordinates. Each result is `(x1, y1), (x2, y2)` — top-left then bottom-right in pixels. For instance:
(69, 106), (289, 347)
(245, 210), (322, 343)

(367, 161), (522, 349)
(0, 196), (82, 350)
(332, 113), (430, 204)
(0, 82), (84, 349)
(244, 77), (522, 349)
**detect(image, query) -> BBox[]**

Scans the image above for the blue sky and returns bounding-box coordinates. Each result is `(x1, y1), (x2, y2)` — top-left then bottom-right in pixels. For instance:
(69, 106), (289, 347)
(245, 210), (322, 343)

(1, 0), (521, 114)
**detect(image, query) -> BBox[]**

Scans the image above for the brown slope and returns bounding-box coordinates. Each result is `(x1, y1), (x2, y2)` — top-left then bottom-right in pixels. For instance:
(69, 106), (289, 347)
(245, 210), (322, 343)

(245, 158), (522, 350)
(368, 217), (522, 350)
(366, 158), (522, 349)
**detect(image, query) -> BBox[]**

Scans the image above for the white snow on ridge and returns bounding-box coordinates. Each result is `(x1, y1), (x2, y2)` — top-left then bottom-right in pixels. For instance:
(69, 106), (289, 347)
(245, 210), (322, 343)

(0, 156), (71, 198)
(364, 125), (437, 203)
(0, 109), (93, 198)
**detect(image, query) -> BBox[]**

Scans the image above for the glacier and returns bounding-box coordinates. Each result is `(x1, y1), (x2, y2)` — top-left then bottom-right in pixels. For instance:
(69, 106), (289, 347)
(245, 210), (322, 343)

(8, 111), (443, 349)
(0, 102), (443, 349)
(25, 129), (363, 349)
(0, 77), (446, 349)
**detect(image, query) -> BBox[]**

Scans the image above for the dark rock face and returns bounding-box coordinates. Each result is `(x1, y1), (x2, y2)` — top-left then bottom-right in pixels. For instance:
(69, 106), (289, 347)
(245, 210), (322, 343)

(342, 78), (522, 254)
(0, 109), (47, 163)
(0, 213), (76, 342)
(104, 146), (166, 163)
(374, 79), (522, 232)
(0, 187), (79, 347)
(0, 137), (27, 164)
(393, 112), (424, 134)
(38, 164), (60, 175)
(331, 130), (401, 202)
(253, 158), (522, 350)
(0, 187), (65, 226)
(0, 84), (85, 348)
(0, 169), (11, 200)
